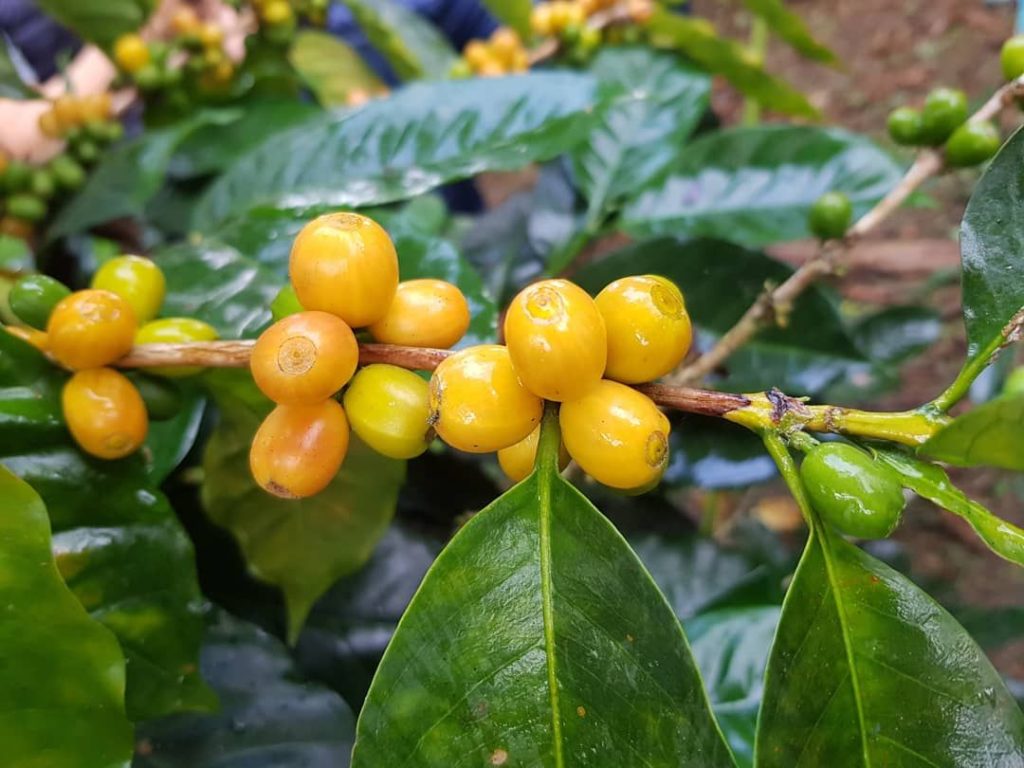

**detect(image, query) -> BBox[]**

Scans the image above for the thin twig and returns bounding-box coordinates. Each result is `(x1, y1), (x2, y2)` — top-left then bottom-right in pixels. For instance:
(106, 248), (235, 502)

(670, 77), (1024, 386)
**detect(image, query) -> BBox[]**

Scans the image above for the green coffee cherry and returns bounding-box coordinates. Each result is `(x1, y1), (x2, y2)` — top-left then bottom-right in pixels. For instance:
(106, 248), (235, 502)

(944, 121), (1001, 168)
(800, 442), (906, 539)
(130, 373), (183, 421)
(72, 139), (101, 165)
(6, 194), (47, 222)
(134, 63), (164, 91)
(2, 160), (31, 193)
(449, 60), (473, 79)
(919, 87), (968, 146)
(808, 191), (853, 240)
(1001, 35), (1024, 81)
(270, 283), (303, 321)
(9, 274), (71, 329)
(887, 107), (923, 146)
(29, 169), (55, 200)
(1003, 367), (1024, 396)
(49, 155), (86, 190)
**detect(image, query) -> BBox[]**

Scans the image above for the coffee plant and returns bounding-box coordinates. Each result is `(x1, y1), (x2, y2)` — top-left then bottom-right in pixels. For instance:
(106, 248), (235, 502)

(1, 0), (1023, 765)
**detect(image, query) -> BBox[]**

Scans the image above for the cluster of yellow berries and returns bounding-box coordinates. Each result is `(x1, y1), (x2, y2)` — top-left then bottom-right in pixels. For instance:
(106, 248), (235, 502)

(530, 0), (652, 38)
(247, 212), (691, 499)
(3, 257), (218, 459)
(250, 0), (310, 44)
(455, 28), (530, 78)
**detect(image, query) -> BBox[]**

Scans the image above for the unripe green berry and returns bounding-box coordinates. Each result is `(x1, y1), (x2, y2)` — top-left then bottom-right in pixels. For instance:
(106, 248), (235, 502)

(919, 87), (968, 146)
(944, 121), (1001, 168)
(808, 191), (853, 240)
(887, 107), (923, 146)
(1001, 35), (1024, 81)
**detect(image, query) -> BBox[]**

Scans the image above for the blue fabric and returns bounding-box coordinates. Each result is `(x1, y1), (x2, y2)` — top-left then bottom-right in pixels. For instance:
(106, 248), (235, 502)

(0, 0), (79, 81)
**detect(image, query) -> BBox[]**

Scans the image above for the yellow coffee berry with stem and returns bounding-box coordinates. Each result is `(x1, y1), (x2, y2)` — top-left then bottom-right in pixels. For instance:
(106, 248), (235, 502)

(135, 317), (219, 377)
(463, 40), (492, 70)
(289, 212), (399, 328)
(251, 311), (358, 405)
(369, 279), (470, 349)
(497, 423), (571, 483)
(113, 34), (151, 74)
(4, 325), (48, 352)
(560, 379), (670, 490)
(38, 109), (62, 138)
(490, 28), (523, 66)
(504, 278), (606, 402)
(47, 289), (137, 370)
(429, 344), (543, 453)
(62, 368), (148, 460)
(53, 96), (81, 130)
(91, 255), (166, 323)
(250, 399), (350, 499)
(343, 364), (433, 459)
(78, 93), (113, 122)
(198, 22), (224, 48)
(596, 275), (692, 384)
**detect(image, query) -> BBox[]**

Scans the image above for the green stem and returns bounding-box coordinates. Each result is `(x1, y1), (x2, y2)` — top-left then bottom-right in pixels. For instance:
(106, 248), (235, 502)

(536, 402), (562, 476)
(741, 17), (769, 126)
(763, 432), (813, 524)
(930, 334), (1004, 412)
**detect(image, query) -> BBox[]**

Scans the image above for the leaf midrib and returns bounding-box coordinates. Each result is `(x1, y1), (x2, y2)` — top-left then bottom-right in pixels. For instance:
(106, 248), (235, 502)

(537, 441), (565, 768)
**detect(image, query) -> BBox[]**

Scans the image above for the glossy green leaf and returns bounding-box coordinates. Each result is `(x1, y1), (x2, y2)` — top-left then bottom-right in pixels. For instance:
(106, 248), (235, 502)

(201, 373), (405, 643)
(341, 0), (458, 80)
(849, 306), (942, 365)
(194, 73), (604, 230)
(144, 390), (205, 484)
(572, 47), (710, 227)
(352, 412), (735, 766)
(739, 0), (837, 64)
(647, 8), (816, 118)
(756, 509), (1024, 766)
(663, 416), (777, 489)
(134, 610), (355, 767)
(0, 332), (214, 721)
(575, 238), (868, 396)
(0, 38), (34, 99)
(621, 126), (902, 247)
(481, 0), (532, 37)
(289, 31), (385, 107)
(36, 0), (155, 47)
(0, 465), (133, 767)
(959, 126), (1024, 363)
(919, 394), (1024, 472)
(876, 449), (1024, 567)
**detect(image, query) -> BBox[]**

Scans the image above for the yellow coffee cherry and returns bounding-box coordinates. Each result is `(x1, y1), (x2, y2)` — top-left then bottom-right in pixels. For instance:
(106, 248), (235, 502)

(38, 109), (62, 138)
(343, 364), (433, 459)
(503, 278), (606, 402)
(490, 27), (523, 68)
(91, 255), (166, 323)
(47, 289), (137, 370)
(463, 40), (492, 70)
(198, 22), (224, 48)
(369, 278), (470, 349)
(560, 379), (670, 490)
(135, 317), (219, 377)
(429, 344), (542, 453)
(531, 4), (554, 36)
(52, 96), (81, 130)
(289, 212), (399, 328)
(596, 275), (692, 384)
(78, 92), (113, 122)
(497, 424), (570, 483)
(249, 399), (349, 499)
(113, 34), (151, 74)
(62, 368), (148, 460)
(171, 6), (200, 34)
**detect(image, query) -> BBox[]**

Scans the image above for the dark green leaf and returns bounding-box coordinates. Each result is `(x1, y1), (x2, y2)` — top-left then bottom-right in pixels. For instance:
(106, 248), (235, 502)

(480, 0), (532, 37)
(340, 0), (458, 81)
(144, 390), (205, 484)
(621, 126), (902, 247)
(201, 373), (405, 642)
(757, 512), (1024, 766)
(876, 449), (1024, 567)
(959, 126), (1024, 363)
(289, 31), (385, 107)
(194, 73), (604, 230)
(739, 0), (837, 64)
(0, 37), (35, 99)
(572, 47), (710, 225)
(663, 416), (777, 489)
(134, 610), (355, 767)
(647, 8), (817, 118)
(36, 0), (155, 47)
(0, 332), (214, 721)
(0, 465), (133, 767)
(849, 306), (942, 365)
(352, 413), (735, 766)
(574, 238), (869, 395)
(920, 394), (1024, 472)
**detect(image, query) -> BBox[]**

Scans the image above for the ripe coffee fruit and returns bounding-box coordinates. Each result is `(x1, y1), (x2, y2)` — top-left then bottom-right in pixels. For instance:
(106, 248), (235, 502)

(800, 442), (905, 539)
(504, 279), (606, 401)
(429, 344), (542, 453)
(344, 364), (433, 459)
(596, 275), (692, 383)
(251, 311), (358, 405)
(560, 380), (670, 490)
(63, 368), (148, 459)
(497, 424), (570, 483)
(250, 400), (350, 499)
(369, 279), (471, 349)
(47, 289), (137, 370)
(290, 212), (399, 327)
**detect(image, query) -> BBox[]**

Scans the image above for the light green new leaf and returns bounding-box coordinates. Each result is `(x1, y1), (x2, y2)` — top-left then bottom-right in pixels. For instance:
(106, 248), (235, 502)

(919, 393), (1024, 472)
(756, 491), (1024, 764)
(0, 466), (133, 767)
(481, 0), (532, 37)
(740, 0), (837, 64)
(647, 8), (817, 118)
(621, 126), (902, 247)
(289, 30), (385, 107)
(352, 411), (736, 767)
(194, 72), (604, 230)
(876, 449), (1024, 567)
(37, 0), (155, 47)
(341, 0), (458, 80)
(202, 373), (405, 643)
